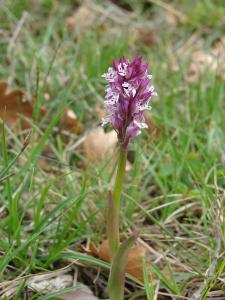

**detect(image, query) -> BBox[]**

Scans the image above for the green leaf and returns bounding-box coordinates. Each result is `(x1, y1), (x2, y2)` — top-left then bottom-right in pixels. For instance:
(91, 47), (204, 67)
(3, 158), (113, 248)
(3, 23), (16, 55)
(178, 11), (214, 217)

(108, 232), (139, 300)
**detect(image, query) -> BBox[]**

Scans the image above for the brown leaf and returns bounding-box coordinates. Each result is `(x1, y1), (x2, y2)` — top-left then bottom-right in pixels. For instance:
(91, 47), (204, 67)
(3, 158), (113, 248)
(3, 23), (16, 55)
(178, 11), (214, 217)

(87, 239), (151, 282)
(0, 80), (33, 130)
(0, 80), (45, 132)
(83, 127), (117, 163)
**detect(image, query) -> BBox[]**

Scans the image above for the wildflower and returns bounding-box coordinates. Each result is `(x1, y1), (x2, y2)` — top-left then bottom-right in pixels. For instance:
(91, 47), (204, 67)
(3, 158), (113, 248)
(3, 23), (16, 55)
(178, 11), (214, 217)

(102, 56), (157, 148)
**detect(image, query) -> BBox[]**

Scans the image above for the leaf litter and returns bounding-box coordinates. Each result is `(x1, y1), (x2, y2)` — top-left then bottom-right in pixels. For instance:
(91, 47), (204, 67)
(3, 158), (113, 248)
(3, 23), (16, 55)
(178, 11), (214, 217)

(0, 80), (45, 132)
(80, 238), (151, 283)
(66, 0), (157, 47)
(0, 266), (99, 299)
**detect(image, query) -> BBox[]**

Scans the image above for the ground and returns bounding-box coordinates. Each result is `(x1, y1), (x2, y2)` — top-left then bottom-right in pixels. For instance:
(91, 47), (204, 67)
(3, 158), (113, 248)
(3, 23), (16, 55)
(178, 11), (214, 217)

(0, 0), (225, 299)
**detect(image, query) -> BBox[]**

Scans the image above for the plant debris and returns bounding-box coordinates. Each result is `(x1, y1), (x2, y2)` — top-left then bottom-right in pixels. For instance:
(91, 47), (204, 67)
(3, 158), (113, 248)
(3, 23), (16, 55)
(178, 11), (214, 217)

(0, 80), (45, 132)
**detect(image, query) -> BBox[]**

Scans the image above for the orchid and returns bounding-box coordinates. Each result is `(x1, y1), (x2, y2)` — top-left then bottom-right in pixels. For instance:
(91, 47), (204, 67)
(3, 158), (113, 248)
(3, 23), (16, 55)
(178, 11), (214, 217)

(102, 56), (157, 148)
(102, 56), (156, 300)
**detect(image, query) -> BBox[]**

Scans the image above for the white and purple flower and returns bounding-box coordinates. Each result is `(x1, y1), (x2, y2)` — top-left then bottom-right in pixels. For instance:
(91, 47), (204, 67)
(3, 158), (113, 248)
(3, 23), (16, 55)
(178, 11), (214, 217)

(102, 56), (157, 148)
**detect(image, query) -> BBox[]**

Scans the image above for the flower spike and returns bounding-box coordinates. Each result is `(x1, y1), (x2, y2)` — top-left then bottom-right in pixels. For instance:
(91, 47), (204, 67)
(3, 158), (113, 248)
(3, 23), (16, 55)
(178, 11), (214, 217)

(102, 56), (157, 148)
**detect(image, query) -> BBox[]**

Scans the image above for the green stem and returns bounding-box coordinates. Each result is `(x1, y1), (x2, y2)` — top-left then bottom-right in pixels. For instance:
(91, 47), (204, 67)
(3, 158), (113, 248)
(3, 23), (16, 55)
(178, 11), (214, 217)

(108, 146), (127, 258)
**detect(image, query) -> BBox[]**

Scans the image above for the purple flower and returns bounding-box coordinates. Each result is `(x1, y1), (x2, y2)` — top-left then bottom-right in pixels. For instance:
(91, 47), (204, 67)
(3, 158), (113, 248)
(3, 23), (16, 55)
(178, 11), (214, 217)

(102, 56), (157, 148)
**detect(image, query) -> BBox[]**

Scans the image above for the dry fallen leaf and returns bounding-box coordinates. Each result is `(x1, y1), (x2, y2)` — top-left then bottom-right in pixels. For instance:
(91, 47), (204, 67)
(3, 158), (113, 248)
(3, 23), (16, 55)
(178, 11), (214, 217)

(83, 127), (117, 163)
(0, 80), (47, 135)
(188, 51), (217, 82)
(29, 274), (98, 300)
(29, 274), (73, 292)
(0, 268), (71, 298)
(0, 80), (82, 136)
(66, 0), (157, 48)
(0, 80), (36, 131)
(83, 127), (132, 172)
(0, 267), (99, 299)
(212, 36), (225, 80)
(85, 239), (151, 282)
(58, 286), (99, 300)
(188, 37), (225, 82)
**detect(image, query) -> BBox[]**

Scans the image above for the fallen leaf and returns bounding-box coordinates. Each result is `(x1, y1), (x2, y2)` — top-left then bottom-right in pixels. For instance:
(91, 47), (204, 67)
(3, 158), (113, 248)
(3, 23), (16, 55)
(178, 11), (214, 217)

(1, 268), (99, 299)
(188, 51), (217, 82)
(83, 127), (132, 173)
(66, 1), (151, 45)
(0, 268), (73, 298)
(29, 274), (99, 300)
(212, 35), (225, 80)
(0, 80), (46, 132)
(29, 274), (73, 292)
(83, 127), (117, 163)
(0, 80), (33, 131)
(188, 37), (225, 82)
(85, 239), (151, 282)
(58, 286), (99, 300)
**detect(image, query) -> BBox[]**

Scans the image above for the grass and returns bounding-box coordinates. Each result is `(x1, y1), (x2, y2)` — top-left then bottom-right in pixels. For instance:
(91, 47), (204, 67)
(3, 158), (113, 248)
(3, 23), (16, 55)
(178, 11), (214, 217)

(0, 0), (225, 299)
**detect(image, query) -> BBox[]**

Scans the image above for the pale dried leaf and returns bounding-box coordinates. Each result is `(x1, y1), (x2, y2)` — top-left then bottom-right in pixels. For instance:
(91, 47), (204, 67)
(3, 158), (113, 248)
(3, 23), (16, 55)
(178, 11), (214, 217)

(58, 286), (99, 300)
(188, 51), (217, 82)
(28, 271), (99, 299)
(188, 37), (225, 82)
(0, 268), (73, 298)
(212, 36), (225, 80)
(83, 127), (117, 163)
(29, 274), (73, 292)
